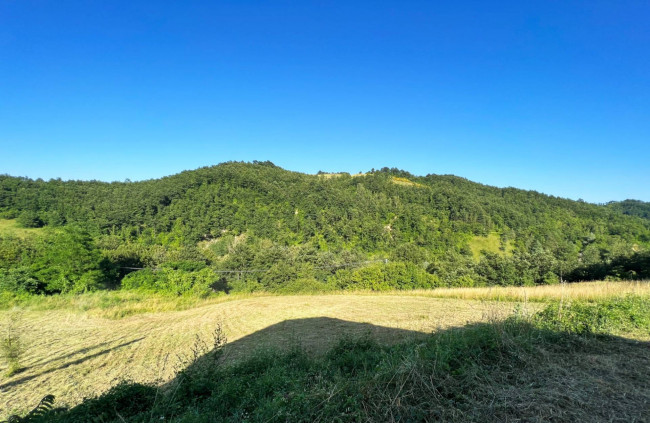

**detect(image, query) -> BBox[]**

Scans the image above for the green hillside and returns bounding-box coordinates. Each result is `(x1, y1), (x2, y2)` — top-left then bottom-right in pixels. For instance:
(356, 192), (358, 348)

(607, 199), (650, 220)
(1, 161), (649, 295)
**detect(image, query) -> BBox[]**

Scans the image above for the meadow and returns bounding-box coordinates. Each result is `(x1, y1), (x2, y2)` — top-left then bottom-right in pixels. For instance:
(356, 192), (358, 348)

(1, 281), (648, 421)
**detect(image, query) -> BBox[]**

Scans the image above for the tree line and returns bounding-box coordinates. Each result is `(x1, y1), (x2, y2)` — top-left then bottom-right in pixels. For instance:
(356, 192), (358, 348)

(1, 161), (649, 295)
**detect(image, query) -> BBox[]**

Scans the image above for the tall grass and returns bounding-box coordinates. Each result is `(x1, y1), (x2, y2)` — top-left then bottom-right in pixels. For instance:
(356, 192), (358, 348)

(0, 290), (262, 319)
(403, 280), (650, 302)
(535, 295), (650, 337)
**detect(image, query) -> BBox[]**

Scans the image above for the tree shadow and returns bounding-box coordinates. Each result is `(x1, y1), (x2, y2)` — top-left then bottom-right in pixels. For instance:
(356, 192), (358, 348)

(221, 317), (426, 361)
(0, 337), (144, 391)
(27, 318), (650, 422)
(568, 251), (650, 281)
(209, 277), (231, 294)
(19, 335), (136, 373)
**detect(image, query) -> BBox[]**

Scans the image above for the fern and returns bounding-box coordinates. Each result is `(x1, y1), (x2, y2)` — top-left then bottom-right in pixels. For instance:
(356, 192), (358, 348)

(2, 395), (56, 422)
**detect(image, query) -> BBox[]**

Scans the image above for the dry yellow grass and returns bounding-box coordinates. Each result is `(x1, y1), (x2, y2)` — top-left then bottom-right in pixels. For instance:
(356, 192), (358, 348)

(8, 280), (642, 318)
(390, 176), (426, 188)
(0, 294), (519, 417)
(400, 280), (650, 302)
(316, 172), (366, 179)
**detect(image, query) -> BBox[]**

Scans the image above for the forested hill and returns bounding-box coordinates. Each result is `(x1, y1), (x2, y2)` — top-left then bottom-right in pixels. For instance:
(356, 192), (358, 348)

(1, 161), (649, 294)
(606, 199), (650, 220)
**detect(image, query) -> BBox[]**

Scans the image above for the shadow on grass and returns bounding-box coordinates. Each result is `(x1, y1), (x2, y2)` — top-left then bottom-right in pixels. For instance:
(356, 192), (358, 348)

(19, 335), (137, 373)
(0, 337), (144, 391)
(24, 317), (650, 423)
(222, 316), (427, 361)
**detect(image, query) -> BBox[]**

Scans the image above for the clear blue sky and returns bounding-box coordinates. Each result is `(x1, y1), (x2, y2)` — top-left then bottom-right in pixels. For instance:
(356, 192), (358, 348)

(1, 1), (648, 203)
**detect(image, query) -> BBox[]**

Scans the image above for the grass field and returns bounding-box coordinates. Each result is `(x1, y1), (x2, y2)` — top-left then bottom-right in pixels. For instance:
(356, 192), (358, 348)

(4, 280), (647, 318)
(467, 232), (514, 260)
(0, 282), (648, 419)
(0, 219), (45, 239)
(0, 294), (516, 417)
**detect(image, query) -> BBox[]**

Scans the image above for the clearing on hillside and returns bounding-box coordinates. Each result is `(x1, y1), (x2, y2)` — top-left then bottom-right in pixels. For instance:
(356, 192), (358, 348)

(0, 219), (45, 239)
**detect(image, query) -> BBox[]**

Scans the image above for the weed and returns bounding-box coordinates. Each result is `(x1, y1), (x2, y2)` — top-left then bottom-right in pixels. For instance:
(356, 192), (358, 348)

(1, 310), (24, 377)
(534, 295), (650, 337)
(1, 395), (57, 423)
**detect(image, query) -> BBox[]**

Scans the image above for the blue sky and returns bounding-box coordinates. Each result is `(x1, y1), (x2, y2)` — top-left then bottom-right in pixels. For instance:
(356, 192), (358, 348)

(1, 1), (648, 203)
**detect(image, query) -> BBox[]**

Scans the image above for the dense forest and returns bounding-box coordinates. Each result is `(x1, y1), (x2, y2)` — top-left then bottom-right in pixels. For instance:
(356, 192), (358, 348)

(605, 199), (650, 220)
(1, 161), (649, 295)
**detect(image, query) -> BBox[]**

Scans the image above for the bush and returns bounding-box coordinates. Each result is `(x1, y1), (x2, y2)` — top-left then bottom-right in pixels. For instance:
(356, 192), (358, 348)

(0, 267), (43, 294)
(334, 262), (440, 291)
(0, 210), (19, 219)
(534, 296), (650, 336)
(33, 226), (109, 293)
(17, 210), (44, 228)
(275, 277), (336, 294)
(120, 268), (164, 291)
(121, 268), (218, 296)
(55, 381), (157, 422)
(162, 260), (208, 272)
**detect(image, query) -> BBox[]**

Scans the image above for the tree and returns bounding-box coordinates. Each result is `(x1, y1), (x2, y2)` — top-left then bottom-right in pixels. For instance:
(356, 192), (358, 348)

(33, 226), (110, 293)
(17, 210), (44, 228)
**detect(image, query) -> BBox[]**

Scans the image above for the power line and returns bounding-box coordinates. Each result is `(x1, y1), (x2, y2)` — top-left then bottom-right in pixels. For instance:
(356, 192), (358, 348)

(119, 259), (388, 274)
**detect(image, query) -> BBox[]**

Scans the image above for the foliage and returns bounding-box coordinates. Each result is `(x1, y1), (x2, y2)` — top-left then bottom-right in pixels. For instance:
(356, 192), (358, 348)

(30, 226), (112, 293)
(333, 261), (439, 290)
(0, 268), (42, 294)
(2, 395), (57, 423)
(121, 268), (218, 296)
(16, 211), (43, 229)
(1, 162), (649, 295)
(534, 295), (650, 336)
(606, 199), (650, 220)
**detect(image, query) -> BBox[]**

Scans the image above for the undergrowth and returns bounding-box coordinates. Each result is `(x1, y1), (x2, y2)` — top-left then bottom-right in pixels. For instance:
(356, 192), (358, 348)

(534, 295), (650, 337)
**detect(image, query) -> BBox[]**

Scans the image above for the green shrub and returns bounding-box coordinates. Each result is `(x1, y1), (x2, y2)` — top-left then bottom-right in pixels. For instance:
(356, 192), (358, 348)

(32, 226), (109, 293)
(0, 267), (43, 294)
(17, 210), (44, 228)
(534, 296), (650, 336)
(162, 260), (207, 272)
(334, 262), (439, 291)
(120, 268), (162, 291)
(275, 277), (336, 293)
(121, 268), (218, 296)
(54, 381), (157, 422)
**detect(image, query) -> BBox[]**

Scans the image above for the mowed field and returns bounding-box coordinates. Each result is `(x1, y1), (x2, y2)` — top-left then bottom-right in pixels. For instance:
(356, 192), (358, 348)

(0, 282), (647, 418)
(2, 295), (517, 417)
